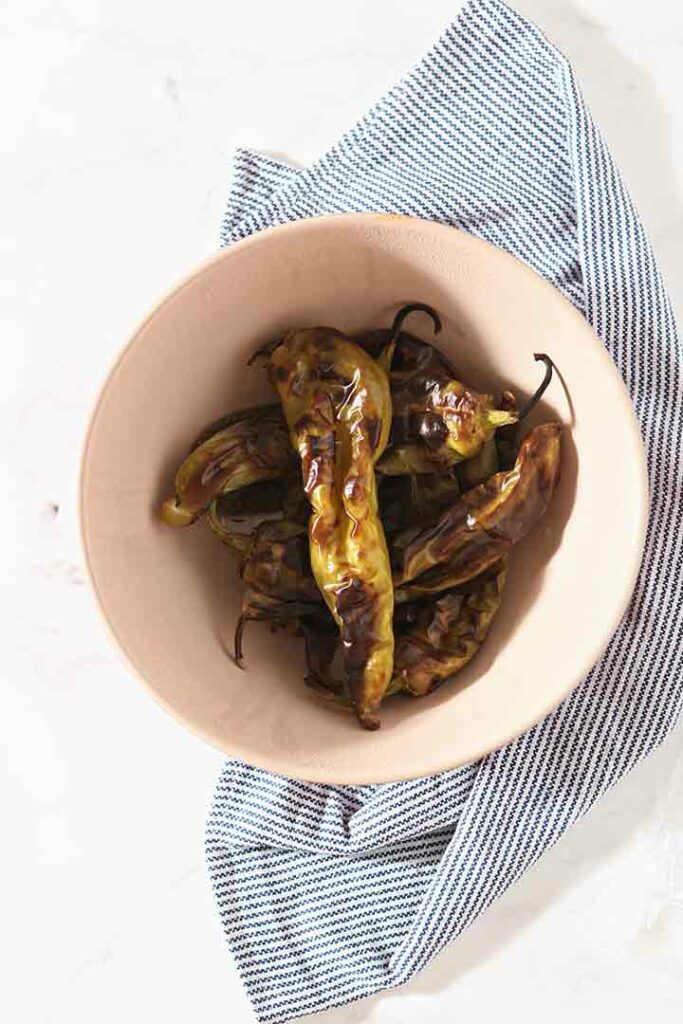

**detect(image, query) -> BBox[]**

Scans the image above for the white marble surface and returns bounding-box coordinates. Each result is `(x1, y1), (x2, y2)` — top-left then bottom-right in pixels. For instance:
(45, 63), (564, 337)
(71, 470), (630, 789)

(2, 1), (683, 1021)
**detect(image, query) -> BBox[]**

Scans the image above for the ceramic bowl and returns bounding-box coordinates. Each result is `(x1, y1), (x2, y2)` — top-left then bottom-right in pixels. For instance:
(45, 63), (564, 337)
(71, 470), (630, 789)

(80, 214), (648, 783)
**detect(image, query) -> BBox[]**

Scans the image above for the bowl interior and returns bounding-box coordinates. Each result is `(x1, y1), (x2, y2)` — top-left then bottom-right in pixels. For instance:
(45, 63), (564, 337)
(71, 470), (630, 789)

(80, 215), (647, 783)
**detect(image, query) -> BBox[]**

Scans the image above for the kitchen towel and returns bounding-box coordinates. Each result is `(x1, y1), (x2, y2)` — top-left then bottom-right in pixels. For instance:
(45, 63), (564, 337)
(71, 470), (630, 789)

(205, 1), (682, 1020)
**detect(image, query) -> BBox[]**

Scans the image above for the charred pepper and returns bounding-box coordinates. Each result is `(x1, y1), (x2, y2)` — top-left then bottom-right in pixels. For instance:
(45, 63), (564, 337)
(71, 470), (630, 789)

(160, 404), (295, 527)
(390, 560), (508, 696)
(269, 326), (394, 729)
(392, 422), (562, 594)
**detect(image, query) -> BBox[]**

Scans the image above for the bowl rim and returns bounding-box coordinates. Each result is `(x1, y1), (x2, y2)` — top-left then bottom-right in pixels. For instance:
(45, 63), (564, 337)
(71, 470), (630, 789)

(79, 212), (650, 783)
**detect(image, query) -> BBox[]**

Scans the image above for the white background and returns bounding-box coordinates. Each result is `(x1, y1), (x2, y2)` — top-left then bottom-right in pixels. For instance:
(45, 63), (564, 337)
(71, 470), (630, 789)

(2, 1), (683, 1022)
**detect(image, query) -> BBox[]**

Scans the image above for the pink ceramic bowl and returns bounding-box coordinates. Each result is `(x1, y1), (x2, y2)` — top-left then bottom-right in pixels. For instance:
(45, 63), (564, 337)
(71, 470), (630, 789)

(80, 214), (648, 783)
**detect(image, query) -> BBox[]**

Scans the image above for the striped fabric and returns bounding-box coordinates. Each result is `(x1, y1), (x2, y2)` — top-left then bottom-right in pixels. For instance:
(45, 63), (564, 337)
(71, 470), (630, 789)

(206, 1), (682, 1020)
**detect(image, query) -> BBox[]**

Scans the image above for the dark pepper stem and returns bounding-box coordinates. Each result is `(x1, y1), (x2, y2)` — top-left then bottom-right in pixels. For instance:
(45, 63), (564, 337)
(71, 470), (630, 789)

(233, 613), (247, 666)
(389, 302), (442, 343)
(517, 353), (555, 421)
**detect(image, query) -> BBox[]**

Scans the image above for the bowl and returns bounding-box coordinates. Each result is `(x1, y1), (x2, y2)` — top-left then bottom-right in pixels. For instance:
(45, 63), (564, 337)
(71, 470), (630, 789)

(80, 214), (648, 784)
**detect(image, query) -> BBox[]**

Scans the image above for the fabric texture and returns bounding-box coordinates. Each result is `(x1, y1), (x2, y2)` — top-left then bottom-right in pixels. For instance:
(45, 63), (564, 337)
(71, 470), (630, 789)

(205, 2), (682, 1020)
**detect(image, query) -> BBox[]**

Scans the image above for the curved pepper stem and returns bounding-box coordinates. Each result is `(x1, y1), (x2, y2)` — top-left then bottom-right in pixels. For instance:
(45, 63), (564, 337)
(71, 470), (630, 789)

(376, 302), (442, 378)
(517, 353), (555, 421)
(389, 302), (442, 341)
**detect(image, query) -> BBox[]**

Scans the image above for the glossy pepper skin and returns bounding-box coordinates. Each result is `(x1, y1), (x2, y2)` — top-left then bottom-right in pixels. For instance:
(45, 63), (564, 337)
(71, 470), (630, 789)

(269, 326), (394, 729)
(390, 560), (508, 696)
(378, 356), (516, 475)
(160, 405), (295, 527)
(160, 306), (516, 526)
(392, 422), (562, 593)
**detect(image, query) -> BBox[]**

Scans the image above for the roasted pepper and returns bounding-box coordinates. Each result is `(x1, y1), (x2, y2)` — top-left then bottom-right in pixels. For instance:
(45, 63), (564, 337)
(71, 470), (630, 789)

(392, 422), (562, 594)
(376, 364), (516, 475)
(160, 405), (295, 527)
(161, 304), (522, 525)
(269, 326), (394, 729)
(389, 560), (508, 696)
(208, 475), (308, 535)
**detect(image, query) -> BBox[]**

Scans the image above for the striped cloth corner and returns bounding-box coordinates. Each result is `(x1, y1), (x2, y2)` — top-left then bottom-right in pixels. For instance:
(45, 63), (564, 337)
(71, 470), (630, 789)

(205, 1), (682, 1020)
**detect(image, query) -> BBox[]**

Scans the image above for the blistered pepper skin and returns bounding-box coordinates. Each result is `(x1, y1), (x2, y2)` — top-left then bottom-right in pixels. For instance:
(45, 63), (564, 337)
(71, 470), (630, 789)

(378, 364), (516, 475)
(160, 406), (295, 527)
(392, 423), (562, 593)
(270, 327), (394, 729)
(390, 560), (508, 696)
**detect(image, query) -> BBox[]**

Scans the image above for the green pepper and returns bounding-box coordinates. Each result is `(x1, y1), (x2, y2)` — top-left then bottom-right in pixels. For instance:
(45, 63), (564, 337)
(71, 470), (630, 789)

(392, 422), (562, 594)
(269, 326), (394, 729)
(389, 560), (508, 696)
(376, 306), (517, 475)
(379, 384), (516, 475)
(160, 405), (295, 527)
(391, 433), (508, 697)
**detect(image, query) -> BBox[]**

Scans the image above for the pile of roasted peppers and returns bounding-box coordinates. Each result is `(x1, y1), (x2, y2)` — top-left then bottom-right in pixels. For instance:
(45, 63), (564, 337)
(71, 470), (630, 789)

(160, 304), (562, 730)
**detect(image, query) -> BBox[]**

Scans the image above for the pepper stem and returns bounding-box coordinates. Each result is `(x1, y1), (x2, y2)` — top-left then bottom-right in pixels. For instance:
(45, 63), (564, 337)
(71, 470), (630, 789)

(378, 302), (443, 375)
(389, 302), (442, 343)
(233, 613), (247, 666)
(517, 353), (555, 421)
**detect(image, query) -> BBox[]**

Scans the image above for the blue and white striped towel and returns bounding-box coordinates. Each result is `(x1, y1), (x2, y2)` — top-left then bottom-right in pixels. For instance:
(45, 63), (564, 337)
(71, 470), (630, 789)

(206, 2), (682, 1020)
